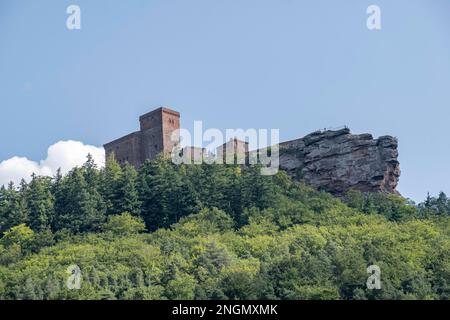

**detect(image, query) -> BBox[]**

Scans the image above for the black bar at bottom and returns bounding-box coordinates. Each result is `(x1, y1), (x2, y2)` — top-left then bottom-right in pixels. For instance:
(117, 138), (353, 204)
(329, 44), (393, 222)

(0, 300), (446, 318)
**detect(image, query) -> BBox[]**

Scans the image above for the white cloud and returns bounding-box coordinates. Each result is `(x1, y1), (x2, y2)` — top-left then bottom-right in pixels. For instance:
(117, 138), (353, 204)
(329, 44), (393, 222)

(0, 141), (105, 187)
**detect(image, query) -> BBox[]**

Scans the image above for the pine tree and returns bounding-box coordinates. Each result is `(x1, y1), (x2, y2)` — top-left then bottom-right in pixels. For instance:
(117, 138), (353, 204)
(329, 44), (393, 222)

(0, 182), (28, 234)
(53, 167), (105, 233)
(116, 163), (141, 216)
(241, 165), (278, 211)
(83, 154), (101, 190)
(436, 192), (450, 215)
(138, 157), (199, 230)
(138, 158), (171, 230)
(25, 174), (54, 231)
(100, 154), (123, 216)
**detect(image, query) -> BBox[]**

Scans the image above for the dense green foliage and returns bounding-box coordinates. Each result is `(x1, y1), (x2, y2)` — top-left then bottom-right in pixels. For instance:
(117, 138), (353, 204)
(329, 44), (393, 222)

(0, 155), (449, 300)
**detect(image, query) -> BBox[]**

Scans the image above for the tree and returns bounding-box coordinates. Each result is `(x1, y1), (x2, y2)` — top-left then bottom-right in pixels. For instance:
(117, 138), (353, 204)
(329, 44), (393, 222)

(115, 164), (141, 216)
(165, 273), (196, 300)
(1, 224), (35, 249)
(241, 165), (279, 212)
(24, 174), (54, 231)
(436, 192), (450, 215)
(100, 154), (123, 216)
(0, 182), (28, 234)
(83, 154), (101, 189)
(220, 269), (258, 300)
(138, 157), (199, 230)
(102, 212), (146, 236)
(53, 167), (105, 233)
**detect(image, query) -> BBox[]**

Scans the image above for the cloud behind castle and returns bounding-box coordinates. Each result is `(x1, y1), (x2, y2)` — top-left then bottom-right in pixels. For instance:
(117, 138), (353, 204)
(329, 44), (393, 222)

(0, 141), (105, 187)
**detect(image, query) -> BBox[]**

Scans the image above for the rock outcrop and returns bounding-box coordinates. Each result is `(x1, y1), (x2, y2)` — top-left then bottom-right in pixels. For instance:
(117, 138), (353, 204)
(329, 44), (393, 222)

(279, 128), (400, 195)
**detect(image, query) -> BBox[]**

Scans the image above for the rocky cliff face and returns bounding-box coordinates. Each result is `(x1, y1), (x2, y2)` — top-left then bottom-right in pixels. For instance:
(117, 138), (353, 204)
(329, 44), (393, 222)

(279, 128), (400, 195)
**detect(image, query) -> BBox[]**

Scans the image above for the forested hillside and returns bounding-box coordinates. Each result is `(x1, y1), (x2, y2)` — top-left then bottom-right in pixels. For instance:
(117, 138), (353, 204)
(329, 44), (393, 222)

(0, 155), (449, 300)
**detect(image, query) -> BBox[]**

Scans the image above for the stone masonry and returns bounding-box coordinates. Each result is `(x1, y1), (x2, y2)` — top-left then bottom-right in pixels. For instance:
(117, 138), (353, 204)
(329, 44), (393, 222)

(104, 107), (180, 168)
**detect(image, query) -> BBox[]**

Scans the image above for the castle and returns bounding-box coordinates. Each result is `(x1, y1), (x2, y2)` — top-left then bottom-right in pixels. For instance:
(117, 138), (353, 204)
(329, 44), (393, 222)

(104, 107), (400, 195)
(104, 107), (180, 168)
(104, 106), (250, 168)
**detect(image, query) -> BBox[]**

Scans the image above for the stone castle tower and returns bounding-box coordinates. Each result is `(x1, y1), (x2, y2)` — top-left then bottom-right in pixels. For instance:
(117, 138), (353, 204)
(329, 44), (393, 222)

(104, 107), (180, 168)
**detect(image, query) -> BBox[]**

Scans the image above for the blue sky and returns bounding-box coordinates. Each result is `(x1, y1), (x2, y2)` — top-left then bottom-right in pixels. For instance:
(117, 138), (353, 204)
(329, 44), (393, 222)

(1, 0), (449, 202)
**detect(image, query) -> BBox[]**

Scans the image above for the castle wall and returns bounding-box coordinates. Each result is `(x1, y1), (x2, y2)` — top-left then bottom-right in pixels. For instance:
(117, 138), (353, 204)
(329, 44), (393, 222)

(182, 146), (205, 164)
(104, 107), (180, 169)
(161, 108), (180, 154)
(104, 131), (142, 168)
(138, 107), (180, 161)
(217, 138), (249, 164)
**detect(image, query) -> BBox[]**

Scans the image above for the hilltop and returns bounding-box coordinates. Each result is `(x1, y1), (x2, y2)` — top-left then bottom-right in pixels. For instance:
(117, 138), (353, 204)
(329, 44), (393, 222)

(0, 156), (448, 300)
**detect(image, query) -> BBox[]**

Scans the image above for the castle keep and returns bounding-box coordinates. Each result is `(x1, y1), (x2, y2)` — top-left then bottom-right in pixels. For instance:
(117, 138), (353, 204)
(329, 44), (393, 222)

(104, 107), (400, 195)
(104, 107), (180, 168)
